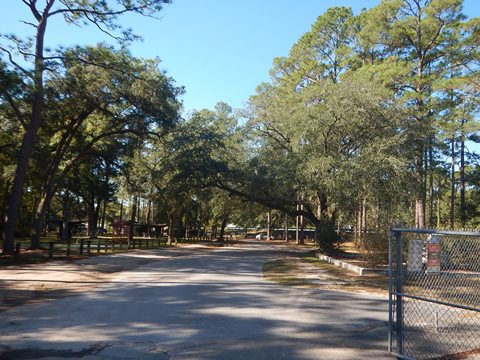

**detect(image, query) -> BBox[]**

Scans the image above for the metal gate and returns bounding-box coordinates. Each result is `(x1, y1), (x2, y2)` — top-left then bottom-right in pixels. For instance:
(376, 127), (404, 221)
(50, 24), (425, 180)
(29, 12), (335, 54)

(389, 228), (480, 360)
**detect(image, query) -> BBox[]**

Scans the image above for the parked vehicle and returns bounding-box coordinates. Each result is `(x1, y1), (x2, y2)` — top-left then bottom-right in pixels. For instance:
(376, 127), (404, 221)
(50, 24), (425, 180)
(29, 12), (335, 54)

(255, 233), (267, 240)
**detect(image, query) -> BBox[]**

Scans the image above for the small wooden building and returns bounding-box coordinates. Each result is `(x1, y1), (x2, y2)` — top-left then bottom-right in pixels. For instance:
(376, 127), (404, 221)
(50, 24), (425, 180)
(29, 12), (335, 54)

(112, 219), (166, 238)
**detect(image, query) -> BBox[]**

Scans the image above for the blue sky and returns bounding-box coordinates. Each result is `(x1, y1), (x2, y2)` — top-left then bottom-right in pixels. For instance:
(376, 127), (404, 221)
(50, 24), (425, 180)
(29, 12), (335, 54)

(1, 0), (480, 114)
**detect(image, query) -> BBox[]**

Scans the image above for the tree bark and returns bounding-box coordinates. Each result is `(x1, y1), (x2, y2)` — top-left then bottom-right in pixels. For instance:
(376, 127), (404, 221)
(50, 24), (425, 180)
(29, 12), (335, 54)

(167, 212), (175, 245)
(218, 216), (228, 242)
(362, 197), (367, 239)
(428, 139), (434, 228)
(266, 211), (271, 241)
(61, 195), (70, 241)
(295, 202), (300, 244)
(298, 200), (304, 245)
(101, 200), (107, 230)
(30, 191), (53, 249)
(450, 137), (455, 229)
(2, 5), (52, 254)
(128, 195), (137, 247)
(459, 121), (466, 228)
(0, 181), (11, 242)
(415, 151), (426, 229)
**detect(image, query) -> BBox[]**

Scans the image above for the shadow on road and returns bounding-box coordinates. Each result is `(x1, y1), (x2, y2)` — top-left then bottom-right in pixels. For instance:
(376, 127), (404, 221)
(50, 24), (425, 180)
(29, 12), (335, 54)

(0, 240), (390, 360)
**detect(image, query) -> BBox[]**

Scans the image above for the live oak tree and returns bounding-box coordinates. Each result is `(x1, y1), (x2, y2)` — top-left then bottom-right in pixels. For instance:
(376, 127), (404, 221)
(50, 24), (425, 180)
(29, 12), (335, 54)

(26, 45), (181, 249)
(238, 76), (408, 249)
(261, 0), (479, 233)
(1, 0), (171, 254)
(0, 63), (27, 236)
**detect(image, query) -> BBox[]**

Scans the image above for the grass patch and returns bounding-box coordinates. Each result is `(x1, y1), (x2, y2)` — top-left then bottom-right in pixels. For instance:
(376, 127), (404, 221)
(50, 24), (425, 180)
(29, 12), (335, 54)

(263, 251), (389, 295)
(263, 259), (310, 286)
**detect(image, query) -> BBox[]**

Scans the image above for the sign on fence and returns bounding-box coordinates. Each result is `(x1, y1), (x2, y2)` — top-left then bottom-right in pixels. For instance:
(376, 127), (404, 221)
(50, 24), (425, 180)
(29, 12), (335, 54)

(426, 234), (441, 274)
(389, 228), (480, 360)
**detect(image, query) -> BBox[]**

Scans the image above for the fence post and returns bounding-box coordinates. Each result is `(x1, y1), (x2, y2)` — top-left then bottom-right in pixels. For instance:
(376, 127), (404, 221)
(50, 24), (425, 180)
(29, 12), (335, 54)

(66, 239), (71, 257)
(146, 238), (149, 248)
(87, 240), (91, 255)
(97, 239), (101, 253)
(79, 239), (84, 255)
(111, 239), (115, 253)
(48, 242), (54, 259)
(395, 230), (404, 356)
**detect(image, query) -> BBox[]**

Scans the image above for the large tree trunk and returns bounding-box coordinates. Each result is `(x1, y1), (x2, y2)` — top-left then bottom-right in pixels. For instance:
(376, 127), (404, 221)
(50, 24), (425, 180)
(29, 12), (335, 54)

(93, 199), (101, 235)
(459, 122), (466, 228)
(218, 216), (229, 242)
(415, 151), (426, 229)
(167, 213), (175, 245)
(30, 171), (60, 249)
(30, 191), (53, 250)
(0, 181), (12, 242)
(61, 195), (70, 241)
(2, 9), (51, 254)
(361, 197), (367, 239)
(128, 195), (138, 248)
(428, 139), (434, 228)
(295, 202), (300, 244)
(136, 197), (141, 224)
(146, 199), (153, 237)
(101, 200), (107, 230)
(450, 137), (455, 229)
(298, 201), (304, 245)
(266, 211), (271, 241)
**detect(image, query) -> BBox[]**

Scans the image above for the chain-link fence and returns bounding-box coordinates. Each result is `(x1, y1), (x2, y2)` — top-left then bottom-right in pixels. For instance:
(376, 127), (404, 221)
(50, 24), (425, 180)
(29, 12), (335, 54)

(389, 228), (480, 360)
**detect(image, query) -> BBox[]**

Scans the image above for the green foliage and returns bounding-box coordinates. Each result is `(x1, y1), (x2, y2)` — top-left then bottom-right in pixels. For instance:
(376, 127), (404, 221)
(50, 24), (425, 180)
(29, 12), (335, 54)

(1, 0), (479, 253)
(360, 233), (390, 268)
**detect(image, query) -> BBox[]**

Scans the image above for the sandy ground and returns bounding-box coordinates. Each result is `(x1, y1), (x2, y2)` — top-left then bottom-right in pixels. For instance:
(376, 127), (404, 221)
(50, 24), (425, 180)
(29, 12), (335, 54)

(0, 241), (384, 314)
(0, 247), (195, 313)
(0, 241), (390, 360)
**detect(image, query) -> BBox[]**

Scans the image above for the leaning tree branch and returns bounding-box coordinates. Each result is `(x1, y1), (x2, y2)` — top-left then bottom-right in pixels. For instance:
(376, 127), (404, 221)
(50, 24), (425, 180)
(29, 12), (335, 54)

(0, 46), (32, 78)
(1, 90), (27, 128)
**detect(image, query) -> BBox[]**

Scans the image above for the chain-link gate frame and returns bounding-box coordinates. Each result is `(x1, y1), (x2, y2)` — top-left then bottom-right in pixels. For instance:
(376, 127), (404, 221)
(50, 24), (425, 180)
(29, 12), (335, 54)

(389, 228), (480, 360)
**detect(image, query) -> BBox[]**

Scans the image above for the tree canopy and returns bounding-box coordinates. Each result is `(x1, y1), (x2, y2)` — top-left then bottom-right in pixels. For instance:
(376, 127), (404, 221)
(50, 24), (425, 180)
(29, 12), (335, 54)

(0, 0), (479, 255)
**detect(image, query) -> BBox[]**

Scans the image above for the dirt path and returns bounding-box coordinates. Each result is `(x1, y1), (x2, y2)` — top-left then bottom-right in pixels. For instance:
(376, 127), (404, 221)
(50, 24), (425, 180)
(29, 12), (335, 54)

(0, 240), (389, 360)
(0, 247), (194, 313)
(0, 241), (387, 314)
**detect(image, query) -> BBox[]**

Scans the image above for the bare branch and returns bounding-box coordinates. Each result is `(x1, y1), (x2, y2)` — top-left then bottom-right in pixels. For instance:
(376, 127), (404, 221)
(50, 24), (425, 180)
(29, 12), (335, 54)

(0, 47), (32, 78)
(19, 20), (37, 28)
(48, 1), (164, 20)
(1, 91), (28, 129)
(25, 0), (42, 21)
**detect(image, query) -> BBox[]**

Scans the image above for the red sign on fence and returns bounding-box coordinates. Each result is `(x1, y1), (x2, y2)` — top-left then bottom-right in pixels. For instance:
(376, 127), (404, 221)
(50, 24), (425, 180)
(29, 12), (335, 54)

(426, 243), (441, 273)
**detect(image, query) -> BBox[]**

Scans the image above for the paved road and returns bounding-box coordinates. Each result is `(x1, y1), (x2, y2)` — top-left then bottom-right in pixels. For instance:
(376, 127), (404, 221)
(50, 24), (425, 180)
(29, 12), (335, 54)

(0, 241), (391, 359)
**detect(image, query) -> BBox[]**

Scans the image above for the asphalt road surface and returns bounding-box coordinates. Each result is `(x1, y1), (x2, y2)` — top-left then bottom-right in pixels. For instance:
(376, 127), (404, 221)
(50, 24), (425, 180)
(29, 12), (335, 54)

(0, 241), (391, 359)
